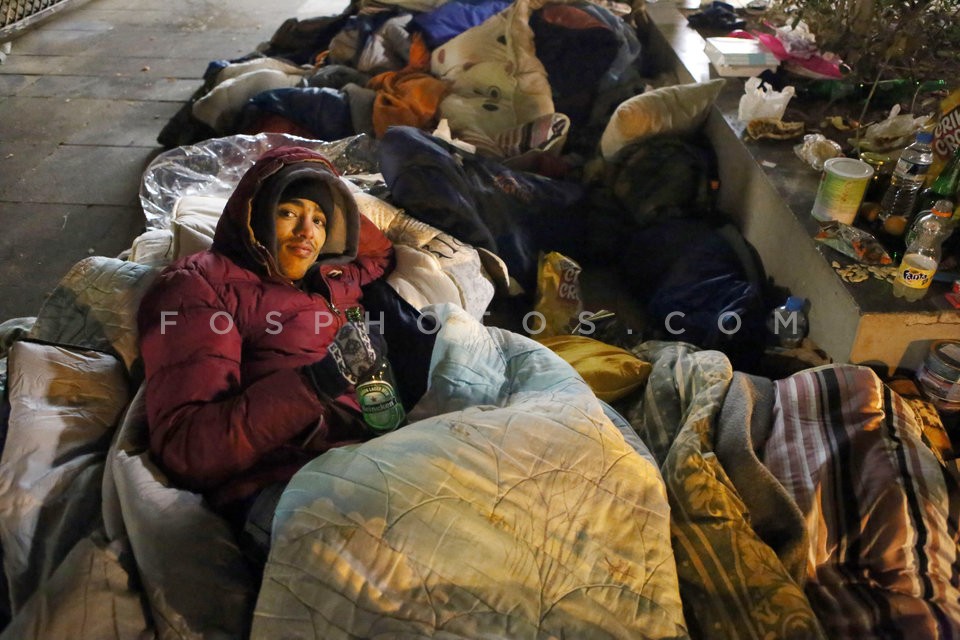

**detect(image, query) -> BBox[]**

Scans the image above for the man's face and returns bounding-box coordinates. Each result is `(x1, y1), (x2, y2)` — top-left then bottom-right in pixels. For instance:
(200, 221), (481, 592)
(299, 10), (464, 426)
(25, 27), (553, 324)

(274, 198), (327, 280)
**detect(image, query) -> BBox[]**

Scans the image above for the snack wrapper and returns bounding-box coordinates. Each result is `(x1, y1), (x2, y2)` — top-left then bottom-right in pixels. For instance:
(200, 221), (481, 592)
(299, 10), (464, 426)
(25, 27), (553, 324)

(815, 221), (892, 265)
(534, 251), (583, 337)
(932, 87), (960, 175)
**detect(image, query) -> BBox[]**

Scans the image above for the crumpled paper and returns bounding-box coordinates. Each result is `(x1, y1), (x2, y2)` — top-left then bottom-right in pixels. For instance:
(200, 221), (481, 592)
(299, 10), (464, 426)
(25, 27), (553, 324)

(770, 20), (819, 58)
(738, 77), (795, 122)
(755, 20), (843, 79)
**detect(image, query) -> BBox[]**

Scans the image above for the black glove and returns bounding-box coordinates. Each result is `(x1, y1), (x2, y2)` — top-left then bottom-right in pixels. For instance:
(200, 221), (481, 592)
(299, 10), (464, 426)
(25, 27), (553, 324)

(301, 322), (381, 400)
(329, 321), (383, 383)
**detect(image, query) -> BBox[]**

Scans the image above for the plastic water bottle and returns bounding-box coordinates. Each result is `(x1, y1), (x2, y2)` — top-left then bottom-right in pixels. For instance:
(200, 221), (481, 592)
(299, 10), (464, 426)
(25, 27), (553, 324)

(878, 131), (935, 232)
(904, 199), (954, 249)
(766, 296), (808, 348)
(893, 219), (942, 301)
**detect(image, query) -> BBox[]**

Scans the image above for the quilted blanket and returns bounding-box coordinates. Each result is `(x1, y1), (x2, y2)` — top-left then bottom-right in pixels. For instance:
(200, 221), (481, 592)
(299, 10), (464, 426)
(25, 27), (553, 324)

(252, 303), (689, 638)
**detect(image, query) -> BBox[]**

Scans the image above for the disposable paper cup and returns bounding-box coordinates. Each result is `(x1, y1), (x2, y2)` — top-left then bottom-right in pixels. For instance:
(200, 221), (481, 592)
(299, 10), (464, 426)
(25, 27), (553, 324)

(810, 157), (874, 225)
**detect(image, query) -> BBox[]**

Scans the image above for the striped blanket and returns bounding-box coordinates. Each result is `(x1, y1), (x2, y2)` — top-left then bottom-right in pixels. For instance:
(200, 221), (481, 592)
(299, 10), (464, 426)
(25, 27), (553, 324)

(767, 365), (960, 639)
(626, 341), (960, 640)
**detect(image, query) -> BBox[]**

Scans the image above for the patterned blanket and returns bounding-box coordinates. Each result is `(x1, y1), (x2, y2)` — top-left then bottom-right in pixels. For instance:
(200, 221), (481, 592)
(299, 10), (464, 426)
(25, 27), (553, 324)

(626, 341), (824, 640)
(767, 365), (960, 639)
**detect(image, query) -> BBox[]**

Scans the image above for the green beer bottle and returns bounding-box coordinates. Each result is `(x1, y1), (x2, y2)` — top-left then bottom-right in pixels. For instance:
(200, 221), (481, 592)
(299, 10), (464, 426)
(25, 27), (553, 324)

(346, 307), (406, 433)
(917, 145), (960, 214)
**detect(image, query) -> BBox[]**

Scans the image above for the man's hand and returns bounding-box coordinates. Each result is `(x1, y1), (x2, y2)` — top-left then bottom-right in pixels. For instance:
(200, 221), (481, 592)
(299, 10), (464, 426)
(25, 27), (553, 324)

(327, 322), (380, 385)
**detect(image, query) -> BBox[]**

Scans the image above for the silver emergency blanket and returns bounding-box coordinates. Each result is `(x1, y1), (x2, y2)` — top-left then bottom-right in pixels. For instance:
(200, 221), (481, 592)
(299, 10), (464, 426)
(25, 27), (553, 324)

(139, 132), (380, 230)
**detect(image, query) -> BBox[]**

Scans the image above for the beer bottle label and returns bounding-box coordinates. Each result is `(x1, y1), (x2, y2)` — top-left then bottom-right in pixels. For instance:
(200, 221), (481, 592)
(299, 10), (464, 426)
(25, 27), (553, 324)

(357, 380), (405, 432)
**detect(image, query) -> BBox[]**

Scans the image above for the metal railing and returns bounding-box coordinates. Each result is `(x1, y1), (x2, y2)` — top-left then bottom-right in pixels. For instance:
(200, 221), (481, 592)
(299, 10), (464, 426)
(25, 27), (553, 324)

(1, 0), (84, 41)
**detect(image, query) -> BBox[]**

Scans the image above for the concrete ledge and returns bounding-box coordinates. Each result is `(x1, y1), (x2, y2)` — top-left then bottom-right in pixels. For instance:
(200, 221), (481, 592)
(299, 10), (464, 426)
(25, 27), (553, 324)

(644, 1), (960, 371)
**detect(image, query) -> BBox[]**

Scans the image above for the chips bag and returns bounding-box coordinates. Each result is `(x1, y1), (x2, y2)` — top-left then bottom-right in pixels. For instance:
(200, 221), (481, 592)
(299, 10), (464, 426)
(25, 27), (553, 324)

(815, 221), (892, 265)
(533, 251), (583, 338)
(932, 87), (960, 175)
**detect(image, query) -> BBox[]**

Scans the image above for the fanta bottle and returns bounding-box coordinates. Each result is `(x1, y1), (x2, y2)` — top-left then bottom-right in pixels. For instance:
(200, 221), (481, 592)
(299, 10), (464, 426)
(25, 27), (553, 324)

(893, 216), (942, 301)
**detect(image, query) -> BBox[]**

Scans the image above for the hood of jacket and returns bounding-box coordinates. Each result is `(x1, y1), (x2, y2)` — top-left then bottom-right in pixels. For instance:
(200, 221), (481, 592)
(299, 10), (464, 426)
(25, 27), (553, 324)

(212, 145), (361, 279)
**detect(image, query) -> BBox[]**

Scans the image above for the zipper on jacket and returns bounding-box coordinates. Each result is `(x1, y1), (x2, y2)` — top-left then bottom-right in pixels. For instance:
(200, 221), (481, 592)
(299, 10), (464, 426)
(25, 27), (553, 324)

(326, 298), (340, 316)
(319, 286), (341, 322)
(319, 269), (342, 318)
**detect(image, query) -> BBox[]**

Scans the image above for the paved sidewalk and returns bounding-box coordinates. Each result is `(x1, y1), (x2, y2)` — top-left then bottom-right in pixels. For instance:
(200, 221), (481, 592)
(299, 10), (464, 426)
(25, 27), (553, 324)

(0, 0), (309, 320)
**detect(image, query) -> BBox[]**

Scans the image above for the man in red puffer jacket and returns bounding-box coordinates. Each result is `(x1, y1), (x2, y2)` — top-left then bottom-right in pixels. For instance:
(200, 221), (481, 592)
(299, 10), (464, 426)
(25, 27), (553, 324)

(137, 146), (395, 542)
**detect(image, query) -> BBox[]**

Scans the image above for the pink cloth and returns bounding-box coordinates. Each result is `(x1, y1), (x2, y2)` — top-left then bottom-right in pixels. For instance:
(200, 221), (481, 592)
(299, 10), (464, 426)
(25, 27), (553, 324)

(728, 29), (843, 79)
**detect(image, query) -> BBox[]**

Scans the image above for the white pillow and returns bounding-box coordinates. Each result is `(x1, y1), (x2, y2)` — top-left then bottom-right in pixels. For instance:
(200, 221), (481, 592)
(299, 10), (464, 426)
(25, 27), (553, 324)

(128, 229), (174, 266)
(352, 191), (401, 231)
(600, 79), (725, 159)
(171, 194), (226, 259)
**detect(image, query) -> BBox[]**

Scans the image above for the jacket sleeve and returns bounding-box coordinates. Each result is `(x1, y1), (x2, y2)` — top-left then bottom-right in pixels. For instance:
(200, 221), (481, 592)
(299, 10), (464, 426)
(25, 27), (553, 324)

(352, 212), (395, 286)
(138, 265), (326, 493)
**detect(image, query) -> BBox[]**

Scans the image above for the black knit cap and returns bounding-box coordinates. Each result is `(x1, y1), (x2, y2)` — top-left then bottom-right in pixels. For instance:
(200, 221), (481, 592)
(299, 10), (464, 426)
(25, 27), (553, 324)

(279, 178), (334, 215)
(250, 162), (359, 270)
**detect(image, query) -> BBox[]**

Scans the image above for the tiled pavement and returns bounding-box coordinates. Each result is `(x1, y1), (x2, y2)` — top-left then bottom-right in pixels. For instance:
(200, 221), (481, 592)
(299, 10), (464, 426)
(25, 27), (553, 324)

(0, 0), (311, 320)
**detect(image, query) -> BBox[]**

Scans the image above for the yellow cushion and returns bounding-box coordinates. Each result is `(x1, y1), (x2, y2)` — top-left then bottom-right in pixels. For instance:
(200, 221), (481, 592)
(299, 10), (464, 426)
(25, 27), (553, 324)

(538, 335), (652, 402)
(599, 79), (726, 160)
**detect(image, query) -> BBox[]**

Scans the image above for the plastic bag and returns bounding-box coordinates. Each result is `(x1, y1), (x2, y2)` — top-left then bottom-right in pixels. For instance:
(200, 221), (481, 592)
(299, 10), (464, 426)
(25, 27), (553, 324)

(737, 77), (795, 122)
(533, 251), (583, 338)
(139, 132), (381, 230)
(849, 105), (931, 153)
(793, 133), (842, 170)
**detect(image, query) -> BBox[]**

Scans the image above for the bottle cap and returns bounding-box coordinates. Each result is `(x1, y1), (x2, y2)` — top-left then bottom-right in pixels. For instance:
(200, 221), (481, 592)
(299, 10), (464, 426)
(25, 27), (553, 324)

(933, 200), (954, 217)
(785, 296), (805, 312)
(916, 130), (934, 143)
